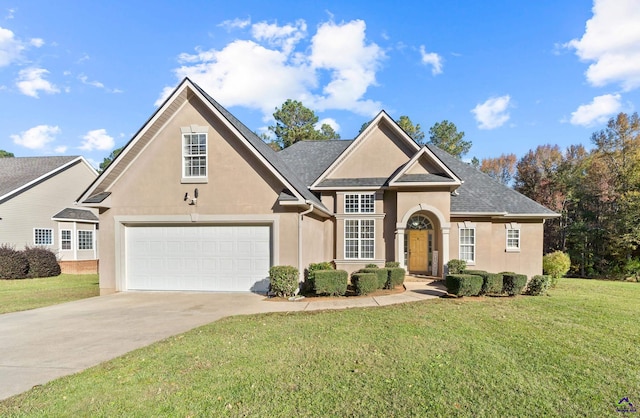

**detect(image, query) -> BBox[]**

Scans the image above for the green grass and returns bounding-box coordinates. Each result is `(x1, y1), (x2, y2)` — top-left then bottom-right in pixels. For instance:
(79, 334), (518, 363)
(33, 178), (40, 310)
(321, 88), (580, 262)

(0, 274), (99, 314)
(1, 278), (639, 417)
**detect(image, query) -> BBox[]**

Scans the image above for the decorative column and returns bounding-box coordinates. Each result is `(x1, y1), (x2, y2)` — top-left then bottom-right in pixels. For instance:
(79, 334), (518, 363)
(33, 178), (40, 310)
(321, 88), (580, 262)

(396, 225), (406, 269)
(441, 226), (450, 277)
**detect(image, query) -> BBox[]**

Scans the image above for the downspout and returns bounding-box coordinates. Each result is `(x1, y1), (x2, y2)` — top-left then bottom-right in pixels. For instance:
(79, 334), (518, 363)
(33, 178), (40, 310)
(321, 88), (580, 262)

(298, 201), (315, 287)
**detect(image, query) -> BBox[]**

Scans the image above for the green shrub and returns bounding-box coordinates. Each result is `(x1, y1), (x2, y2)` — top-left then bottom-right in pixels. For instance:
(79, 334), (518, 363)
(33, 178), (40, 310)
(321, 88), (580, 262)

(0, 245), (29, 279)
(352, 272), (378, 295)
(314, 270), (348, 296)
(526, 275), (551, 296)
(445, 274), (483, 297)
(365, 263), (378, 269)
(482, 273), (503, 294)
(447, 259), (467, 274)
(385, 261), (400, 268)
(268, 265), (299, 297)
(464, 269), (488, 276)
(23, 246), (61, 278)
(502, 273), (528, 296)
(304, 262), (333, 293)
(360, 268), (388, 289)
(543, 251), (571, 287)
(388, 267), (406, 288)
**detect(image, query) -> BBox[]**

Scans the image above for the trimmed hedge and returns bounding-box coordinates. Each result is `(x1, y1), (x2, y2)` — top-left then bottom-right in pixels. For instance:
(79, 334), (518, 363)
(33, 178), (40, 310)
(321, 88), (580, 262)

(526, 275), (552, 296)
(465, 270), (503, 295)
(388, 267), (406, 288)
(304, 262), (333, 293)
(464, 269), (488, 276)
(24, 246), (61, 278)
(447, 259), (467, 274)
(0, 245), (30, 279)
(445, 274), (483, 297)
(385, 261), (400, 268)
(360, 267), (388, 289)
(502, 273), (528, 296)
(269, 265), (299, 297)
(352, 272), (378, 295)
(314, 270), (348, 296)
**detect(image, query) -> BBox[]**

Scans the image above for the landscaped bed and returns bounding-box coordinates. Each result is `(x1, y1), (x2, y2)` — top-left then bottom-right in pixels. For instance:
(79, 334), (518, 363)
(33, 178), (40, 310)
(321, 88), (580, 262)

(1, 278), (638, 417)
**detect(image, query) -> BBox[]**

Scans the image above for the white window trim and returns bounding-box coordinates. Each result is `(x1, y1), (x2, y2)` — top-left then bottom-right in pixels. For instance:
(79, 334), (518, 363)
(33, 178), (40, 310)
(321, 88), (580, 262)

(344, 193), (375, 214)
(77, 230), (94, 250)
(181, 125), (209, 183)
(458, 221), (476, 265)
(33, 228), (53, 246)
(344, 219), (375, 260)
(505, 222), (521, 252)
(60, 229), (72, 250)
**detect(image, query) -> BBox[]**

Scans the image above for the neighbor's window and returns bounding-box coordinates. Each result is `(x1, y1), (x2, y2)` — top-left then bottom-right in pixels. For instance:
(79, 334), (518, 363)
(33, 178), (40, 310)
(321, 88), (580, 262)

(344, 193), (375, 214)
(78, 230), (93, 250)
(345, 219), (375, 259)
(506, 228), (520, 251)
(459, 228), (475, 263)
(182, 133), (207, 178)
(34, 228), (53, 245)
(61, 230), (72, 250)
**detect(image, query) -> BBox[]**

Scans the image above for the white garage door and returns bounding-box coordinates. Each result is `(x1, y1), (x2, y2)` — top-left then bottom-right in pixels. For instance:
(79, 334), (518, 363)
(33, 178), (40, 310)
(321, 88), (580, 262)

(126, 225), (271, 292)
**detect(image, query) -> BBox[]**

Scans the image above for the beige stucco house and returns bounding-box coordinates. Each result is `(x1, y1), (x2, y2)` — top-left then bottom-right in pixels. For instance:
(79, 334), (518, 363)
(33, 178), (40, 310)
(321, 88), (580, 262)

(79, 78), (558, 295)
(0, 156), (99, 273)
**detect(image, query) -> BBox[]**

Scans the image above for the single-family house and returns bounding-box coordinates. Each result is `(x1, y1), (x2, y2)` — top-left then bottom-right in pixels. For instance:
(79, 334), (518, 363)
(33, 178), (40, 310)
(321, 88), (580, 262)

(78, 78), (558, 295)
(0, 156), (99, 274)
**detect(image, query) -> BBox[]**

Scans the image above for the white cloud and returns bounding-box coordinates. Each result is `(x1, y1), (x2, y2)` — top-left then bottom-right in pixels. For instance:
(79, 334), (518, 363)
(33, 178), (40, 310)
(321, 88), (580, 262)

(80, 129), (114, 151)
(30, 38), (44, 48)
(158, 18), (385, 119)
(218, 17), (251, 31)
(0, 26), (25, 67)
(11, 125), (60, 149)
(471, 95), (511, 129)
(78, 74), (104, 89)
(570, 93), (622, 126)
(54, 145), (67, 153)
(16, 67), (60, 97)
(6, 8), (15, 19)
(317, 117), (340, 132)
(565, 0), (640, 90)
(419, 45), (443, 75)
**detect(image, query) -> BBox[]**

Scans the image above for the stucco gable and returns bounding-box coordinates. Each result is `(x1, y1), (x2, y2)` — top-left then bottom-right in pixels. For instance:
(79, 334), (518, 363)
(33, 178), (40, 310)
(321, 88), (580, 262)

(388, 146), (462, 188)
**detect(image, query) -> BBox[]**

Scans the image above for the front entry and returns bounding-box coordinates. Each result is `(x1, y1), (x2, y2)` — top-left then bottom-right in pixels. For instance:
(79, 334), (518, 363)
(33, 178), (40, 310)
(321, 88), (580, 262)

(406, 214), (434, 274)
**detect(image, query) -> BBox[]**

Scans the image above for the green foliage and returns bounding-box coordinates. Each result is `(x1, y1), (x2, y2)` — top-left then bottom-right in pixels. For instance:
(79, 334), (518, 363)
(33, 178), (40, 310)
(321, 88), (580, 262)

(364, 263), (378, 268)
(624, 258), (640, 282)
(268, 265), (299, 298)
(351, 272), (378, 295)
(502, 273), (528, 296)
(0, 245), (29, 279)
(99, 146), (123, 172)
(465, 270), (503, 294)
(526, 275), (552, 296)
(447, 259), (467, 274)
(428, 120), (471, 158)
(397, 115), (425, 144)
(0, 149), (15, 157)
(445, 274), (483, 297)
(304, 262), (333, 293)
(388, 267), (406, 288)
(360, 267), (389, 289)
(385, 261), (400, 268)
(314, 270), (348, 296)
(23, 246), (61, 278)
(543, 251), (571, 287)
(268, 99), (339, 149)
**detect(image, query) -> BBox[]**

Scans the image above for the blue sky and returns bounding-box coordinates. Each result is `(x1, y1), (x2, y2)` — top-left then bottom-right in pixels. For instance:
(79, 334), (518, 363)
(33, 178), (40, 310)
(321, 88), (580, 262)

(1, 0), (639, 168)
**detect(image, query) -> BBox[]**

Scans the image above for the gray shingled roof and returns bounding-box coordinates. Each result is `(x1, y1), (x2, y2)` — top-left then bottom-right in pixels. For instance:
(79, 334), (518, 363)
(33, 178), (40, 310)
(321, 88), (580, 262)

(0, 156), (79, 203)
(316, 177), (389, 188)
(190, 81), (327, 211)
(426, 145), (557, 215)
(397, 173), (456, 183)
(52, 207), (99, 222)
(278, 140), (352, 185)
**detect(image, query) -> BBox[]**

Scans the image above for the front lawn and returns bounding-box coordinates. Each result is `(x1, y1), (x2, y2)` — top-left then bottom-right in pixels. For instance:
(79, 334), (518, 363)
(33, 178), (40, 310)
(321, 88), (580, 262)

(1, 278), (639, 417)
(0, 274), (99, 314)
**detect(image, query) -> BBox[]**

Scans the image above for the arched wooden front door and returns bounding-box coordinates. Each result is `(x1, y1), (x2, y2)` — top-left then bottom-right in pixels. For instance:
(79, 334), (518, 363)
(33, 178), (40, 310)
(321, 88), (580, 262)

(406, 215), (434, 274)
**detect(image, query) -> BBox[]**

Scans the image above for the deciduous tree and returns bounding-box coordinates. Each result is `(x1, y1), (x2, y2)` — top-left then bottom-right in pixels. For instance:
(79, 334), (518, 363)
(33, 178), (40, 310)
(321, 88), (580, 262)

(480, 153), (516, 185)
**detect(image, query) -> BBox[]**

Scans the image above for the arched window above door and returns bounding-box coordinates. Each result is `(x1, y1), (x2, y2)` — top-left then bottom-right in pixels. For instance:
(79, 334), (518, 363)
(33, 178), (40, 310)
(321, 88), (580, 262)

(406, 214), (433, 230)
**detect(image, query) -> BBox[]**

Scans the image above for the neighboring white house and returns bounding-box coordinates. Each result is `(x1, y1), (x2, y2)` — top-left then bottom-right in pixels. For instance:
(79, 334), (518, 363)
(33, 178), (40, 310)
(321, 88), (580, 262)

(0, 156), (99, 273)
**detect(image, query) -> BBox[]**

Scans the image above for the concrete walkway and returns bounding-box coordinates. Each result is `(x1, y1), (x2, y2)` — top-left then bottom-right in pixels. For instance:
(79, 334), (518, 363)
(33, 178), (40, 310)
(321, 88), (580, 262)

(0, 279), (446, 401)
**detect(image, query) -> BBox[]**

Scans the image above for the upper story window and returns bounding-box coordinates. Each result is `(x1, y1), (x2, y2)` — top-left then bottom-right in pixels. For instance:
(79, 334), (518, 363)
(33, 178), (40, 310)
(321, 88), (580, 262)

(181, 125), (209, 182)
(34, 228), (53, 246)
(344, 193), (375, 214)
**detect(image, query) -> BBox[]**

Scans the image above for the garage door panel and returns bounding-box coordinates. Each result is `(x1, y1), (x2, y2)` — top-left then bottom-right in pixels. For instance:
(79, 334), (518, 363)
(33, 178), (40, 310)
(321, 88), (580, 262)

(126, 225), (271, 292)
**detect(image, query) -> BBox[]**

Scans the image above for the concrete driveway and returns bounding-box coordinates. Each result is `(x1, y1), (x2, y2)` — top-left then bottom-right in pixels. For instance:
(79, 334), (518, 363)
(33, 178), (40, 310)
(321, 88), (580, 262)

(0, 281), (445, 401)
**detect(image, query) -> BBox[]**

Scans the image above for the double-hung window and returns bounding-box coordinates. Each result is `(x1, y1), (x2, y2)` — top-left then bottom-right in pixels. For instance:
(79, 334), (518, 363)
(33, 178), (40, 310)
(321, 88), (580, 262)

(34, 228), (53, 245)
(78, 230), (94, 250)
(459, 227), (475, 263)
(182, 132), (207, 178)
(506, 228), (520, 251)
(61, 230), (72, 250)
(344, 193), (375, 259)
